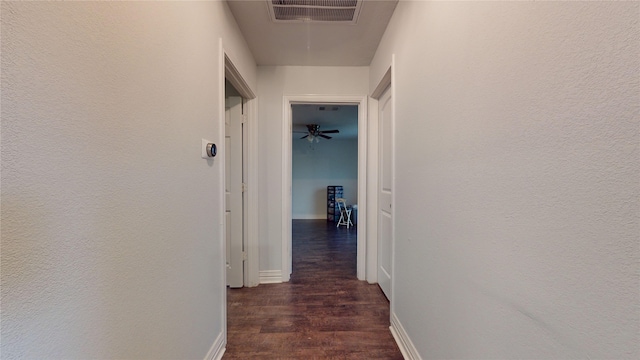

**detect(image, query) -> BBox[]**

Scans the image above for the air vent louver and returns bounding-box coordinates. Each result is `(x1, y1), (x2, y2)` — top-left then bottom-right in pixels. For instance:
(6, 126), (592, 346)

(268, 0), (362, 23)
(274, 0), (357, 6)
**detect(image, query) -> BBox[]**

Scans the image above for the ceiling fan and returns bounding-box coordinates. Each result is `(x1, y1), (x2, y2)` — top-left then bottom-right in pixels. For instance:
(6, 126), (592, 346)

(295, 124), (339, 142)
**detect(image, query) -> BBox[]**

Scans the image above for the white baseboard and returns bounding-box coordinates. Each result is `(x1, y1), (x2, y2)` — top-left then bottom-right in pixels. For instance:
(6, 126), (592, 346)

(390, 311), (421, 360)
(259, 270), (283, 284)
(204, 331), (225, 360)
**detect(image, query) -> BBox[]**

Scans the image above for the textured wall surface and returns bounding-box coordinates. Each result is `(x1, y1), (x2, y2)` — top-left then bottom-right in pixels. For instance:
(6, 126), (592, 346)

(292, 139), (358, 219)
(1, 2), (256, 359)
(371, 1), (639, 358)
(256, 66), (368, 272)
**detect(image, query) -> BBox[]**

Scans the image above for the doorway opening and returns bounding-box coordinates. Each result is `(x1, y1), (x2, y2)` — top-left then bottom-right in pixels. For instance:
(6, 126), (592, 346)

(282, 95), (368, 282)
(291, 104), (358, 221)
(291, 104), (359, 276)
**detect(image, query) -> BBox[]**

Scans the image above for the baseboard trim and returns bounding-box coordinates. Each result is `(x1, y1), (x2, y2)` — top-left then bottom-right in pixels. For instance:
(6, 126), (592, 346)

(204, 331), (225, 360)
(390, 311), (421, 360)
(259, 270), (283, 284)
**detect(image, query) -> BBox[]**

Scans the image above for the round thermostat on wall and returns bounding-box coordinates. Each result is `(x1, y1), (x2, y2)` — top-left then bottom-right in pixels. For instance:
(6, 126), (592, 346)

(206, 143), (217, 157)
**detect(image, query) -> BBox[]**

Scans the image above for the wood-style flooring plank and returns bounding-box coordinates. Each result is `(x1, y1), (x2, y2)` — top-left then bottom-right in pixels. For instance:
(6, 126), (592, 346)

(224, 220), (403, 359)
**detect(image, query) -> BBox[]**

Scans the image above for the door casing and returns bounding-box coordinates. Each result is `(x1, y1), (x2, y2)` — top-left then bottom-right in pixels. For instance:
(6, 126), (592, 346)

(370, 61), (395, 303)
(376, 86), (392, 299)
(279, 69), (394, 288)
(282, 95), (368, 281)
(225, 96), (244, 288)
(221, 47), (258, 289)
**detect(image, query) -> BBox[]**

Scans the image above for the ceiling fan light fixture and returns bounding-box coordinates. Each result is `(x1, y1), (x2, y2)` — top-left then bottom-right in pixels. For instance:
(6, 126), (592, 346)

(297, 123), (339, 142)
(306, 134), (320, 143)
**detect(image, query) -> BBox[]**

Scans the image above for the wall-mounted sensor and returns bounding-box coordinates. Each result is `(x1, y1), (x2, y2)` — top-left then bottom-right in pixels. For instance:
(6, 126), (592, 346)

(206, 143), (217, 157)
(202, 139), (217, 159)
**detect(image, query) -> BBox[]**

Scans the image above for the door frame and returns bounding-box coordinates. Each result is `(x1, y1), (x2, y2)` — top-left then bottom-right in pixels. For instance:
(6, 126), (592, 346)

(369, 61), (395, 298)
(221, 48), (259, 288)
(282, 95), (368, 281)
(225, 96), (244, 288)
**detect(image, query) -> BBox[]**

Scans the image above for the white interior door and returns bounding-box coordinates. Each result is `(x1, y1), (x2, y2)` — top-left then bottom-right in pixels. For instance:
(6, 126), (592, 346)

(226, 96), (244, 288)
(378, 86), (393, 300)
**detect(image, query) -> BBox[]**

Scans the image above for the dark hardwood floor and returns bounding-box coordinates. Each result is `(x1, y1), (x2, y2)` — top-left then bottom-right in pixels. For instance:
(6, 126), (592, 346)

(224, 220), (403, 359)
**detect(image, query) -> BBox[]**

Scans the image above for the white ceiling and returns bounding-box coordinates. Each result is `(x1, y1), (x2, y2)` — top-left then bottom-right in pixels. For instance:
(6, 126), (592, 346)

(292, 104), (358, 140)
(226, 0), (398, 66)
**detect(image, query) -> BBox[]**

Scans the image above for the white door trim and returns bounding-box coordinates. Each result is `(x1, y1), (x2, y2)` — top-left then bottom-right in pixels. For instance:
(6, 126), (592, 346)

(366, 98), (379, 283)
(368, 65), (393, 284)
(223, 51), (259, 288)
(372, 67), (392, 99)
(282, 94), (368, 281)
(225, 54), (255, 99)
(218, 38), (226, 352)
(370, 59), (395, 308)
(225, 96), (244, 288)
(242, 97), (259, 287)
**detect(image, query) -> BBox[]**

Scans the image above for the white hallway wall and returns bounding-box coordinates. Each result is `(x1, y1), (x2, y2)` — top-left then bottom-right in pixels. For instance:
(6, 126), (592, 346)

(292, 139), (358, 219)
(1, 2), (256, 359)
(370, 1), (638, 358)
(257, 66), (368, 274)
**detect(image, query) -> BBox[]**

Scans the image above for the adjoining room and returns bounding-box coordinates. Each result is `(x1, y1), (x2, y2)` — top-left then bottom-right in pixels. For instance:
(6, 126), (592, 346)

(291, 104), (358, 226)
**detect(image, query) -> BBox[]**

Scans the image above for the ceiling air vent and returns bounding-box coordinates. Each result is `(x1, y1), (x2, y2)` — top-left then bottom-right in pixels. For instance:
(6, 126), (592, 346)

(267, 0), (362, 24)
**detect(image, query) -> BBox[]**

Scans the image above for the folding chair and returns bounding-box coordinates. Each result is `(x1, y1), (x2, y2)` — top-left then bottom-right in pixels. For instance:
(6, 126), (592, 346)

(336, 198), (353, 229)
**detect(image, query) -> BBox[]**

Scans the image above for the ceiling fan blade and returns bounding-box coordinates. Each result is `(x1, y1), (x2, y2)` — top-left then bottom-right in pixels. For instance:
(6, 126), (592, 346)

(300, 134), (309, 139)
(320, 129), (339, 134)
(319, 134), (332, 139)
(293, 130), (307, 133)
